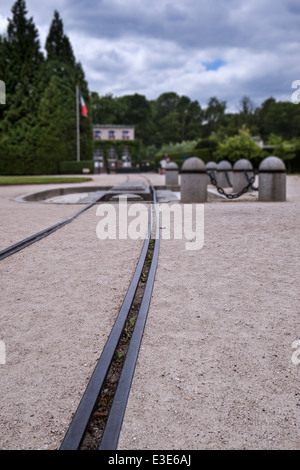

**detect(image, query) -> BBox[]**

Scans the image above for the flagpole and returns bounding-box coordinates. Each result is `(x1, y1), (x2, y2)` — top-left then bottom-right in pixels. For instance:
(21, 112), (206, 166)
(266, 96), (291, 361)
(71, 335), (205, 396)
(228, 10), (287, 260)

(76, 84), (80, 162)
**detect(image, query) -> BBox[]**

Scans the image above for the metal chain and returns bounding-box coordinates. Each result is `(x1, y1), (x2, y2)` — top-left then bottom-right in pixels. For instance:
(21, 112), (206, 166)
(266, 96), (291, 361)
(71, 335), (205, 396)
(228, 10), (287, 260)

(244, 170), (259, 191)
(207, 170), (257, 199)
(225, 170), (233, 188)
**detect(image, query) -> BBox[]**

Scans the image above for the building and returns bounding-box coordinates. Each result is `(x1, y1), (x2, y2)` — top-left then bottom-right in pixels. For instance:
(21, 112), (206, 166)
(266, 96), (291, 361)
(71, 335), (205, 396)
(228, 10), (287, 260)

(93, 124), (135, 173)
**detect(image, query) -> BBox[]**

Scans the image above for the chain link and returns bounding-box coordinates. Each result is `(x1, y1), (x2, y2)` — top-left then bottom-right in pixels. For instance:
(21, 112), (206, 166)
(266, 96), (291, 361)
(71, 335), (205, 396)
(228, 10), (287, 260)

(244, 170), (259, 191)
(207, 170), (257, 199)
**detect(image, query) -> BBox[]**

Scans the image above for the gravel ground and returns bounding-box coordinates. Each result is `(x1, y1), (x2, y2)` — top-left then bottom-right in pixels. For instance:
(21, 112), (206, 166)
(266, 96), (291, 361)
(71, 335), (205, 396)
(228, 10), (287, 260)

(0, 174), (299, 450)
(118, 175), (300, 450)
(0, 175), (147, 450)
(0, 174), (129, 249)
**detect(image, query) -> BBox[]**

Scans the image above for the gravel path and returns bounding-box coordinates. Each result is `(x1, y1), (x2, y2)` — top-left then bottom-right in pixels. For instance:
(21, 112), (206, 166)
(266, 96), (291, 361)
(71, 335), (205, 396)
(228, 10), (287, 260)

(0, 177), (145, 450)
(0, 174), (299, 450)
(118, 175), (300, 450)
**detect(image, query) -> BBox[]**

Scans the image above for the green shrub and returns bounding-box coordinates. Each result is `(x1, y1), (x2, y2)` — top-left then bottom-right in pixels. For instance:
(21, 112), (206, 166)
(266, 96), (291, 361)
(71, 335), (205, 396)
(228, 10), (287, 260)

(154, 148), (215, 170)
(59, 160), (94, 174)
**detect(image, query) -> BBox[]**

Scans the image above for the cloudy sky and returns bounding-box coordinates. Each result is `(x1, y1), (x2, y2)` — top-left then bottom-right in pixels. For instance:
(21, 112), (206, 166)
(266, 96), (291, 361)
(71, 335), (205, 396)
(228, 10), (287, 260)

(1, 0), (300, 112)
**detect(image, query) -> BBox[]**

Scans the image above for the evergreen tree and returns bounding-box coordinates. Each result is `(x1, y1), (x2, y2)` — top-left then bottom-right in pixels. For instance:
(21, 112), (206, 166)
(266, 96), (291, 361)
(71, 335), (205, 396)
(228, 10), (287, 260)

(6, 0), (43, 95)
(0, 0), (44, 174)
(0, 35), (9, 120)
(45, 10), (75, 65)
(44, 10), (93, 163)
(32, 74), (76, 173)
(0, 2), (92, 175)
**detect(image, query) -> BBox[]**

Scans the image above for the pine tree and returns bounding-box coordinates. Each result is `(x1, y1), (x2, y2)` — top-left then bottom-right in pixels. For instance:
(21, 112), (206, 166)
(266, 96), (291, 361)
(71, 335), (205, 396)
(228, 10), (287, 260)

(0, 0), (44, 174)
(0, 35), (9, 120)
(43, 11), (93, 165)
(32, 74), (77, 173)
(6, 0), (43, 95)
(45, 10), (75, 66)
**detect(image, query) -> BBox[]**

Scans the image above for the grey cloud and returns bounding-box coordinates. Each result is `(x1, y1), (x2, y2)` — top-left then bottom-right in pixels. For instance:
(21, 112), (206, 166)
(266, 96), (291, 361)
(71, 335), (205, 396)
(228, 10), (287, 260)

(61, 0), (242, 49)
(2, 0), (299, 109)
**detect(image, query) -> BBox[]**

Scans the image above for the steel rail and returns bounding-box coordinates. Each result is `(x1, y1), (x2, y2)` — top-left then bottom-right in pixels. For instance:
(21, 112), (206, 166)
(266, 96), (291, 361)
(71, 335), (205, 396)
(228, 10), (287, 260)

(99, 201), (160, 450)
(0, 175), (134, 261)
(0, 196), (105, 261)
(60, 185), (159, 450)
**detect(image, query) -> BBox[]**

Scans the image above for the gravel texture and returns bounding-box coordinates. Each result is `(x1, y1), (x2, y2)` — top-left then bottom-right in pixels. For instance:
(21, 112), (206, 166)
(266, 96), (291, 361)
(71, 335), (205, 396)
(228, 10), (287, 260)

(0, 175), (146, 450)
(118, 175), (300, 450)
(0, 174), (299, 450)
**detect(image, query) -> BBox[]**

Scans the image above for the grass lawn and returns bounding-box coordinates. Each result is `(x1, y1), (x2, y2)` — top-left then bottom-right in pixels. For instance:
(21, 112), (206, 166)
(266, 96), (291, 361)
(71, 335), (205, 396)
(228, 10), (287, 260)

(0, 176), (92, 185)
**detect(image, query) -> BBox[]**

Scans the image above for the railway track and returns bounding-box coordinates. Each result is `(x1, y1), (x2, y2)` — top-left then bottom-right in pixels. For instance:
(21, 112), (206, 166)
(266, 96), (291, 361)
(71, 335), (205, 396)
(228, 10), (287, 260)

(60, 182), (160, 450)
(0, 197), (103, 260)
(0, 176), (146, 261)
(1, 177), (160, 450)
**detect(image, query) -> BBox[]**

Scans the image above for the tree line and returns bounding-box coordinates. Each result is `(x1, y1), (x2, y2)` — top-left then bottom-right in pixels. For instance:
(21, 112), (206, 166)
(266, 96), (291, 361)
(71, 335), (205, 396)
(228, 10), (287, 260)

(91, 92), (300, 166)
(0, 0), (93, 175)
(1, 1), (300, 175)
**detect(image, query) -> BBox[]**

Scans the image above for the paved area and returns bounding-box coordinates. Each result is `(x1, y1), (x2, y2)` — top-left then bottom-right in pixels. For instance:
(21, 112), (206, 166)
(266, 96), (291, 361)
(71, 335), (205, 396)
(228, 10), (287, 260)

(0, 173), (299, 450)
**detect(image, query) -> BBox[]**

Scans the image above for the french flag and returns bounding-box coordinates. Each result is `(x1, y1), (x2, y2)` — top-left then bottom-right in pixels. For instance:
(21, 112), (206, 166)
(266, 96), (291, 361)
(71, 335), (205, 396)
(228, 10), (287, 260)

(79, 92), (88, 117)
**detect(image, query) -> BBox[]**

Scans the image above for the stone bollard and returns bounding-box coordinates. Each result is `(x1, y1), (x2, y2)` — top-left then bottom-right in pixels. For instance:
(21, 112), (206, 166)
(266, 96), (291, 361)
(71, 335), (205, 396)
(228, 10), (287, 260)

(216, 160), (233, 188)
(259, 156), (286, 202)
(206, 161), (218, 185)
(180, 156), (207, 202)
(165, 161), (179, 190)
(232, 159), (254, 193)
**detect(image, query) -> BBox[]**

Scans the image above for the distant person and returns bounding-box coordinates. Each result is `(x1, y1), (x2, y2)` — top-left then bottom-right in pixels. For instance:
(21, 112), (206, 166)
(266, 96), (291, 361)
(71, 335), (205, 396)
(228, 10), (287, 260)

(160, 158), (167, 174)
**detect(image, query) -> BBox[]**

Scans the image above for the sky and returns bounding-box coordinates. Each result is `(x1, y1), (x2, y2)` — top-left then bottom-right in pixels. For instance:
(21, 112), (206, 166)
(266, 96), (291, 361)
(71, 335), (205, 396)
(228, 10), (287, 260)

(1, 0), (300, 113)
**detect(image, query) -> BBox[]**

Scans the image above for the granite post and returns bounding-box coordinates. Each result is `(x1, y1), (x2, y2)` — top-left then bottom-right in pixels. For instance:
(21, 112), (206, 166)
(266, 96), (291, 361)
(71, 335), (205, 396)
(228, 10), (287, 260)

(180, 157), (207, 202)
(232, 159), (254, 193)
(216, 160), (233, 188)
(259, 156), (286, 202)
(165, 162), (179, 190)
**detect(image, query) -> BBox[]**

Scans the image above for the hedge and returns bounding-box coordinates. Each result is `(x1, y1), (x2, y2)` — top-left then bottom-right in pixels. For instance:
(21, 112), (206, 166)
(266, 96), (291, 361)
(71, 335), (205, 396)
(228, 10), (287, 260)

(154, 148), (216, 169)
(59, 160), (94, 174)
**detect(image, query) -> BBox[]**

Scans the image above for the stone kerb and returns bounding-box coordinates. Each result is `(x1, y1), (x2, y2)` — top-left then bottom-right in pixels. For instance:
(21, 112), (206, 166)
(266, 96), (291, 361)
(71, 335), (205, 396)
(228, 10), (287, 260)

(165, 161), (179, 190)
(216, 160), (233, 188)
(180, 156), (207, 202)
(259, 156), (286, 202)
(232, 159), (254, 193)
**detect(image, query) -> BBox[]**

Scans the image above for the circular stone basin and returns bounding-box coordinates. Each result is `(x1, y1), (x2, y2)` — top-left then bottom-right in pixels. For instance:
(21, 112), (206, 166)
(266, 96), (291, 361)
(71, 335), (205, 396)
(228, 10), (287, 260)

(110, 193), (143, 201)
(14, 186), (109, 204)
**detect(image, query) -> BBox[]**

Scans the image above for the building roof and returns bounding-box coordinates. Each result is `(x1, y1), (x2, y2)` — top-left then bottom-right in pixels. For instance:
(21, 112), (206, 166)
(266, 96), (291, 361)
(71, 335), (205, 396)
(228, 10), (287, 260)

(93, 124), (135, 128)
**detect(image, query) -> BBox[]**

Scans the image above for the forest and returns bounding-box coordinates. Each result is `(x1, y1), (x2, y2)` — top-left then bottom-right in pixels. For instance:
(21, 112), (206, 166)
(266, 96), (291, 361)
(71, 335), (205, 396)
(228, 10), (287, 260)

(1, 0), (300, 175)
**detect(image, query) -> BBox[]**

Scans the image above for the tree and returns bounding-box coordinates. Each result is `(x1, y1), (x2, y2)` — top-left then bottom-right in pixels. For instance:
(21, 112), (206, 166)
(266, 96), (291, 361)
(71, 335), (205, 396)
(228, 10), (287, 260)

(117, 93), (154, 145)
(5, 0), (43, 95)
(0, 2), (93, 175)
(152, 92), (203, 146)
(45, 10), (75, 65)
(264, 133), (296, 171)
(91, 92), (124, 124)
(0, 0), (44, 174)
(255, 97), (276, 139)
(238, 96), (256, 129)
(32, 74), (76, 172)
(215, 129), (263, 164)
(155, 92), (180, 117)
(258, 100), (300, 140)
(203, 96), (227, 135)
(176, 95), (203, 141)
(43, 10), (93, 162)
(0, 36), (9, 120)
